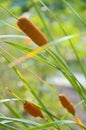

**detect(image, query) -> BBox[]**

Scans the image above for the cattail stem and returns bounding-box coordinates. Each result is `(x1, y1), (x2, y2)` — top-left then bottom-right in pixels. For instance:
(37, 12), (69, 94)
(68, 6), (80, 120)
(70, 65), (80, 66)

(74, 116), (84, 130)
(17, 16), (48, 46)
(0, 5), (18, 20)
(6, 87), (24, 103)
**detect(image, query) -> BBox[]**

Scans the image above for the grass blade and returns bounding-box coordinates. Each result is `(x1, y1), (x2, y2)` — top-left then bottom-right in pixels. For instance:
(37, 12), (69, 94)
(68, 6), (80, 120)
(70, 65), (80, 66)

(0, 123), (19, 130)
(10, 35), (75, 66)
(63, 0), (86, 28)
(0, 116), (39, 126)
(28, 120), (75, 130)
(0, 99), (18, 103)
(0, 35), (29, 39)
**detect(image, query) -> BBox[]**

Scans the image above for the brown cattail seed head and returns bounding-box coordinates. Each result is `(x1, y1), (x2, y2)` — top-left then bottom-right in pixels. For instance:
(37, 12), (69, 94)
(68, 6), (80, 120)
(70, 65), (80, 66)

(23, 101), (44, 118)
(59, 94), (75, 116)
(17, 16), (48, 46)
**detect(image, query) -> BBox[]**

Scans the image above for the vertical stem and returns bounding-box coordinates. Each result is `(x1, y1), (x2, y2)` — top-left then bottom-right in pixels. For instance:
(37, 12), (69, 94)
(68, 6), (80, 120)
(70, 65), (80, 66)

(31, 0), (53, 41)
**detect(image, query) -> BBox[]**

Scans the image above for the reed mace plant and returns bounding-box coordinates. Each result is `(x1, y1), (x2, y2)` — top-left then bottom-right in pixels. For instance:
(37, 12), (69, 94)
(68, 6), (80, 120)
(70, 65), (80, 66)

(59, 94), (75, 116)
(7, 87), (44, 118)
(17, 16), (48, 46)
(59, 94), (84, 129)
(23, 101), (44, 118)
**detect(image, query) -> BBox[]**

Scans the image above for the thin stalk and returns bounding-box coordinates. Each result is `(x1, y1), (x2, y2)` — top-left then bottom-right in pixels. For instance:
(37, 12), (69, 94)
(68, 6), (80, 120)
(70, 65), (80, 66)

(63, 0), (86, 28)
(23, 66), (58, 95)
(6, 87), (24, 103)
(31, 0), (53, 41)
(3, 102), (21, 118)
(0, 123), (19, 130)
(0, 5), (18, 20)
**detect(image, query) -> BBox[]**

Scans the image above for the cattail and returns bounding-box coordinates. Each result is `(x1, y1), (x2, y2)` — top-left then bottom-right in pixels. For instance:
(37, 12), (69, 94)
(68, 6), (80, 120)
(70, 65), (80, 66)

(6, 87), (44, 118)
(23, 101), (44, 118)
(17, 16), (48, 46)
(59, 94), (75, 116)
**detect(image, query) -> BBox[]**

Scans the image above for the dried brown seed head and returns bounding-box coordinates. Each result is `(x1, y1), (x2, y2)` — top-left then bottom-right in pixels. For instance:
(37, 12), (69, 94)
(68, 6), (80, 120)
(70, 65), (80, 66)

(23, 101), (44, 118)
(17, 16), (48, 46)
(59, 94), (75, 116)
